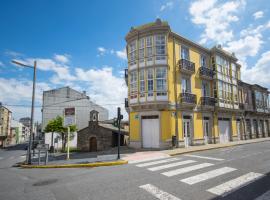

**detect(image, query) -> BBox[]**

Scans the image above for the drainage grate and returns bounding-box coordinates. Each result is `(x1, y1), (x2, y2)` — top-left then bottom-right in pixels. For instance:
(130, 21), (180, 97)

(33, 178), (58, 186)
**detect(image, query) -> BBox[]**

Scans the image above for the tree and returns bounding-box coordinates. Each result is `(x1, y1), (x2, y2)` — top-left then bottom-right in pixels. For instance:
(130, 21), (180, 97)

(44, 116), (77, 152)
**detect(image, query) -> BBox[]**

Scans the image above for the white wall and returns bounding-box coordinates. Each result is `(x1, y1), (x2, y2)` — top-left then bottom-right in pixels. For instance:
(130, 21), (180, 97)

(45, 132), (77, 149)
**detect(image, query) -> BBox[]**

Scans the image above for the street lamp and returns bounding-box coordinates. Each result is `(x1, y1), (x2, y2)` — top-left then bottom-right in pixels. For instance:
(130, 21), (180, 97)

(12, 59), (37, 165)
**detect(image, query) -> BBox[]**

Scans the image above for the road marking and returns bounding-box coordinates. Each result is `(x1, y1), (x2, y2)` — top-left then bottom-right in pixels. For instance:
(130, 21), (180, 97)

(139, 184), (181, 200)
(184, 154), (224, 161)
(129, 156), (169, 164)
(148, 160), (196, 171)
(180, 167), (237, 185)
(136, 158), (180, 167)
(162, 163), (214, 177)
(255, 190), (270, 200)
(207, 172), (264, 196)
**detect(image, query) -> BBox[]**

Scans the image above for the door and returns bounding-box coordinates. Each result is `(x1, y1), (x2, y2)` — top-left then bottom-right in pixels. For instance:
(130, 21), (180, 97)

(89, 137), (97, 152)
(246, 119), (252, 139)
(142, 116), (159, 148)
(203, 118), (210, 144)
(183, 117), (192, 147)
(253, 120), (258, 138)
(236, 120), (241, 140)
(219, 119), (230, 144)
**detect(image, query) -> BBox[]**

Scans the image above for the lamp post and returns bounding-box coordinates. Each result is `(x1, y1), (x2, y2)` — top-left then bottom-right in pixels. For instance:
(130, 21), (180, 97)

(12, 60), (37, 165)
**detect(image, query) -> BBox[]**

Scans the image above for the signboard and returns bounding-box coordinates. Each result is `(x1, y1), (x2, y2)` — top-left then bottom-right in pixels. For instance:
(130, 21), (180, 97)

(64, 107), (76, 127)
(36, 144), (49, 150)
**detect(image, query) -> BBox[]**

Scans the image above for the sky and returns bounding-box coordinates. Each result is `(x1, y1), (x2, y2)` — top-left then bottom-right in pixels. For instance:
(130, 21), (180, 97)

(0, 0), (270, 122)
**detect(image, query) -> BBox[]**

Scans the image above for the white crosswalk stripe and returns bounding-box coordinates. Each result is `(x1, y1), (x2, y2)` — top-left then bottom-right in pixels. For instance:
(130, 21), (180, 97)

(128, 156), (169, 164)
(180, 167), (237, 185)
(255, 190), (270, 200)
(162, 163), (214, 177)
(207, 172), (264, 196)
(148, 160), (196, 171)
(139, 184), (181, 200)
(136, 158), (180, 167)
(184, 154), (224, 161)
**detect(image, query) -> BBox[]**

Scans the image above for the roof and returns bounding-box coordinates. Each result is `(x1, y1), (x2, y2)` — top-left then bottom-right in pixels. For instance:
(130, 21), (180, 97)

(99, 123), (128, 134)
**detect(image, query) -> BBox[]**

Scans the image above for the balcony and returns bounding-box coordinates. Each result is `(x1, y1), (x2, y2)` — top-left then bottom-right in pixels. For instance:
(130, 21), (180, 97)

(180, 93), (197, 105)
(201, 96), (215, 107)
(124, 68), (128, 85)
(178, 59), (195, 74)
(199, 67), (214, 80)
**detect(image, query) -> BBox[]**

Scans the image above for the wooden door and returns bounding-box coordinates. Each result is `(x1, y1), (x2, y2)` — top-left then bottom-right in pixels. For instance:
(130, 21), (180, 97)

(89, 137), (97, 152)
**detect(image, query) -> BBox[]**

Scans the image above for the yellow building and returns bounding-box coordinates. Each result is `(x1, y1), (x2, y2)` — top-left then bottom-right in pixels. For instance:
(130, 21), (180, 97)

(125, 19), (269, 149)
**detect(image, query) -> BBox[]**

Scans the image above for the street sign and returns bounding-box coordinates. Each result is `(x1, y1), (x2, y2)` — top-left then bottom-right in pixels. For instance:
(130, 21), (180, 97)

(64, 107), (76, 127)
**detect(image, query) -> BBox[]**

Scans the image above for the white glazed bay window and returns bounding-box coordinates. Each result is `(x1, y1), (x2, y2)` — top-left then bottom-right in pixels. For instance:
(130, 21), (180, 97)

(156, 67), (167, 99)
(147, 68), (154, 100)
(139, 38), (145, 64)
(146, 36), (153, 62)
(139, 70), (145, 98)
(129, 41), (136, 66)
(130, 71), (138, 102)
(155, 35), (166, 63)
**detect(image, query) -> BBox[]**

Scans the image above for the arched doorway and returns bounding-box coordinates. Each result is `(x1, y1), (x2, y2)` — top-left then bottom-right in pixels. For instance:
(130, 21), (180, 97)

(89, 137), (97, 152)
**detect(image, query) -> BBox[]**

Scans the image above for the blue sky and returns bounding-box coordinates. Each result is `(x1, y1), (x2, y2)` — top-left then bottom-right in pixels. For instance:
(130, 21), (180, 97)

(0, 0), (270, 121)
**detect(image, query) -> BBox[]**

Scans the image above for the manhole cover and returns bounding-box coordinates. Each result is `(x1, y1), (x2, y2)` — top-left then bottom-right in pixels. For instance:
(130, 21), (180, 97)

(33, 179), (58, 186)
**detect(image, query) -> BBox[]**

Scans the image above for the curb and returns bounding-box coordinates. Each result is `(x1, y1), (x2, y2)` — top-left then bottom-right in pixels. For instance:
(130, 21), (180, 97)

(20, 160), (128, 169)
(166, 138), (270, 156)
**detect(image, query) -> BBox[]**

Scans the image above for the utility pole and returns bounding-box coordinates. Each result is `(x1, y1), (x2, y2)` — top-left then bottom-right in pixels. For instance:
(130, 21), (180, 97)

(12, 60), (37, 165)
(117, 107), (123, 160)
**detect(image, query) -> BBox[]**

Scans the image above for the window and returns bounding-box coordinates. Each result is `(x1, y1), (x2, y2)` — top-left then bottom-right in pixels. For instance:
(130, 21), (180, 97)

(129, 41), (136, 65)
(233, 85), (238, 102)
(155, 35), (166, 60)
(181, 77), (191, 93)
(200, 54), (207, 68)
(146, 36), (153, 61)
(181, 46), (189, 60)
(139, 38), (145, 63)
(202, 81), (210, 97)
(139, 70), (145, 97)
(147, 68), (154, 97)
(231, 63), (236, 78)
(156, 67), (167, 96)
(218, 81), (223, 98)
(130, 71), (137, 99)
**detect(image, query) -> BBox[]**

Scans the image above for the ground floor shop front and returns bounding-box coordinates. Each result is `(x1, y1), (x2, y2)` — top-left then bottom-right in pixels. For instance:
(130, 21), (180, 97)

(128, 110), (270, 149)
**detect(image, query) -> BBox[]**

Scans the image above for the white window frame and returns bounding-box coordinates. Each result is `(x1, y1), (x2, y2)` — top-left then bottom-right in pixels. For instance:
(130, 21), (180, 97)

(156, 67), (167, 99)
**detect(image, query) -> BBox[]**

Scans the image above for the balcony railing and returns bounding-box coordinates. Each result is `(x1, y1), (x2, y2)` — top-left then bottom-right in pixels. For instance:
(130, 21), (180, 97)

(125, 98), (129, 108)
(180, 93), (197, 104)
(201, 96), (215, 107)
(239, 103), (244, 110)
(124, 69), (128, 85)
(178, 59), (195, 74)
(199, 67), (214, 79)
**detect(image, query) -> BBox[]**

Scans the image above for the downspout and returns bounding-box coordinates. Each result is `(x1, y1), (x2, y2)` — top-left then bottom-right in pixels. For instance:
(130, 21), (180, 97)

(173, 36), (179, 147)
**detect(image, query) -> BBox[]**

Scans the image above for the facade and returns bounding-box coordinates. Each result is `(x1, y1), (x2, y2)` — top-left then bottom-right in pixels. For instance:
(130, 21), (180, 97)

(0, 104), (12, 147)
(125, 19), (270, 149)
(19, 117), (31, 128)
(77, 111), (128, 152)
(42, 86), (109, 131)
(10, 120), (25, 144)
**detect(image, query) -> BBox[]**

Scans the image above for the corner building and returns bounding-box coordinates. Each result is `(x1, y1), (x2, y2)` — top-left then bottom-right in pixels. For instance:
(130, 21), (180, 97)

(125, 19), (270, 149)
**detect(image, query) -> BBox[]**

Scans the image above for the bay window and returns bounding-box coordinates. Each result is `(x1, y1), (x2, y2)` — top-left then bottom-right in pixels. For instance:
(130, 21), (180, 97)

(156, 67), (167, 96)
(147, 68), (154, 97)
(129, 41), (136, 65)
(139, 70), (145, 97)
(155, 35), (166, 60)
(130, 71), (137, 99)
(146, 36), (153, 62)
(139, 38), (145, 63)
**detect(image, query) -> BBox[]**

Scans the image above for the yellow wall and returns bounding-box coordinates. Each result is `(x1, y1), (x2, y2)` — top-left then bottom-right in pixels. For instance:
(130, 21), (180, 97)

(193, 112), (203, 139)
(231, 114), (237, 137)
(161, 111), (172, 142)
(213, 115), (219, 138)
(129, 112), (140, 141)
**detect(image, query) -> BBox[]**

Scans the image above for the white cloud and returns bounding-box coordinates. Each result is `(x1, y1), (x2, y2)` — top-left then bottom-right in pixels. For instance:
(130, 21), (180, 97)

(189, 0), (246, 44)
(242, 51), (270, 87)
(160, 1), (174, 12)
(97, 47), (107, 56)
(0, 61), (3, 66)
(224, 20), (270, 61)
(54, 54), (70, 64)
(253, 11), (264, 19)
(5, 50), (24, 57)
(116, 49), (127, 60)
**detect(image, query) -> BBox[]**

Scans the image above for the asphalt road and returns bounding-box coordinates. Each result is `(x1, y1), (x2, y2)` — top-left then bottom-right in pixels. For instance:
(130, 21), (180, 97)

(0, 141), (270, 200)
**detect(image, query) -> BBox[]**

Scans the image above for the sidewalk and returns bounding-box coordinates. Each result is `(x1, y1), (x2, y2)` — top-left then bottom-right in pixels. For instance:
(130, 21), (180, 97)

(162, 137), (270, 156)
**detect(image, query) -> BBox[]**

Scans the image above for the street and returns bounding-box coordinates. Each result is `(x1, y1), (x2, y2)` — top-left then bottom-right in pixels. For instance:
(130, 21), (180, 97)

(1, 142), (270, 200)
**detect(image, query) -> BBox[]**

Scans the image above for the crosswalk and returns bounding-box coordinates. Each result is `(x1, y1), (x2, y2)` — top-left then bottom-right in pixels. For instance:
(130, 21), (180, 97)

(132, 155), (265, 199)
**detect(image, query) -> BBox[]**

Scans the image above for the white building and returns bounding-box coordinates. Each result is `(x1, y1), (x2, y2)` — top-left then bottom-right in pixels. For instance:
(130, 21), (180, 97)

(10, 120), (25, 144)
